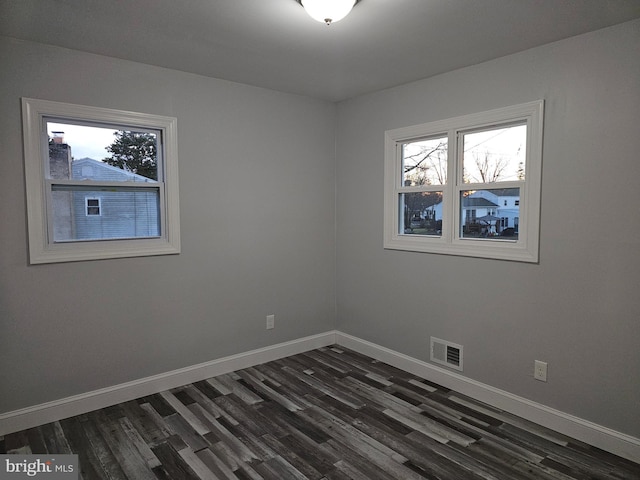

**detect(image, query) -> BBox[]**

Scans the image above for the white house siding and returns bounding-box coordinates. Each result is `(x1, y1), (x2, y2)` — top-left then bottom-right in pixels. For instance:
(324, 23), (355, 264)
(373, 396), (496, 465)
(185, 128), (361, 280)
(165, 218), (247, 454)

(426, 189), (519, 233)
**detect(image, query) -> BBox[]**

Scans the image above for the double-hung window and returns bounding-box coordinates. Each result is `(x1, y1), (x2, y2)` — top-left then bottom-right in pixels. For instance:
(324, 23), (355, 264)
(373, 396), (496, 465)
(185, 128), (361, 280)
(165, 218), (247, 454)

(22, 98), (180, 264)
(85, 197), (101, 216)
(384, 101), (543, 262)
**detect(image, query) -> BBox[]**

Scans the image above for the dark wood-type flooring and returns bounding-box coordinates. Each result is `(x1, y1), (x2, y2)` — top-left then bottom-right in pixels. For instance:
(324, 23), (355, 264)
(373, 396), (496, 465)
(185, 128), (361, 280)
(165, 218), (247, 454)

(2, 346), (639, 479)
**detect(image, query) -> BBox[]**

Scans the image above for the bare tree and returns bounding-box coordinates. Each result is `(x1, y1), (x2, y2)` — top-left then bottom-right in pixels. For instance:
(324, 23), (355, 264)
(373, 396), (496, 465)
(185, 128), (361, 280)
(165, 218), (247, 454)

(468, 149), (510, 183)
(403, 141), (447, 186)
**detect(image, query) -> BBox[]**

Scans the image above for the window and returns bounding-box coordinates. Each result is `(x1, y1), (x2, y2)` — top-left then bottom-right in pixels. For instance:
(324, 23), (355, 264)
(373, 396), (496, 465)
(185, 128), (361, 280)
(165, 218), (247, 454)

(22, 98), (180, 264)
(384, 101), (543, 262)
(85, 197), (101, 216)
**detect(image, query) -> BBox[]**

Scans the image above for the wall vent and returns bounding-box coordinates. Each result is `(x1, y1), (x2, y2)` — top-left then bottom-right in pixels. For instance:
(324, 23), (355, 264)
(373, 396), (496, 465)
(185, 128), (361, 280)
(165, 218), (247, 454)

(430, 337), (463, 371)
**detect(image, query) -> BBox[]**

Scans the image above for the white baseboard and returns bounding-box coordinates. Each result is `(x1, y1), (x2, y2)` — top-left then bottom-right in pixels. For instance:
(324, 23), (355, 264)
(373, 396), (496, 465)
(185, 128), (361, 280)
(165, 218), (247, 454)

(2, 330), (638, 464)
(334, 332), (640, 463)
(0, 331), (336, 437)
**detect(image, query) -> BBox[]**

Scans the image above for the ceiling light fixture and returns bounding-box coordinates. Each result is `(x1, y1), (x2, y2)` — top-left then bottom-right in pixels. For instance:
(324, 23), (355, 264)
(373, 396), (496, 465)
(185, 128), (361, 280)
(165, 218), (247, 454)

(298, 0), (359, 25)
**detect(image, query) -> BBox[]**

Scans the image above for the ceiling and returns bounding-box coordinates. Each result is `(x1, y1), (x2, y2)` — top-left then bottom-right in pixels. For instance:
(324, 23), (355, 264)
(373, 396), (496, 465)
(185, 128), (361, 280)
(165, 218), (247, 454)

(1, 0), (639, 102)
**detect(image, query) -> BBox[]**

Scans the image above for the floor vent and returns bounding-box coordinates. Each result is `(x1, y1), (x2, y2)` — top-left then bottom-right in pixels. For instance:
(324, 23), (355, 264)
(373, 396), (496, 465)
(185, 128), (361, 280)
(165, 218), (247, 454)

(430, 337), (463, 371)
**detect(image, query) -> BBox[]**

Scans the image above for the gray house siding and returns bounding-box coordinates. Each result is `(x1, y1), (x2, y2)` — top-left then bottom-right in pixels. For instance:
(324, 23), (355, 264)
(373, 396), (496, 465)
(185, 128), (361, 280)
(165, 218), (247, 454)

(71, 158), (160, 240)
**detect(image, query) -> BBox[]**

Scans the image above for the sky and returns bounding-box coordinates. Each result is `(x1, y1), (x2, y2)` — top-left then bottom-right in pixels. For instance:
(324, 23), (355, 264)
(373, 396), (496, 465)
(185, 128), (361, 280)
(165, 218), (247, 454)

(47, 122), (117, 160)
(403, 124), (526, 185)
(462, 125), (526, 182)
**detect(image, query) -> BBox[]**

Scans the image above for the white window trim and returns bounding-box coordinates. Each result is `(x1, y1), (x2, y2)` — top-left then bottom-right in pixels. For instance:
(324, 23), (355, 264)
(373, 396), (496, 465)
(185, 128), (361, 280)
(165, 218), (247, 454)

(22, 98), (181, 264)
(85, 196), (101, 216)
(384, 100), (543, 263)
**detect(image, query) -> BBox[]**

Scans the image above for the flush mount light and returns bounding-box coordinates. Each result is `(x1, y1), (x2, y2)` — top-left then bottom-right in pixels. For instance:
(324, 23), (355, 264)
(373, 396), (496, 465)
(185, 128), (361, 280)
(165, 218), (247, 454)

(297, 0), (359, 25)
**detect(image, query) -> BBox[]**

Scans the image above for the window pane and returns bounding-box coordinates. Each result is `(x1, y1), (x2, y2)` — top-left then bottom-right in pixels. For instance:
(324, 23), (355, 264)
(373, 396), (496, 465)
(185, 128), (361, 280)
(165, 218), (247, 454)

(400, 192), (442, 236)
(47, 121), (159, 182)
(51, 187), (160, 241)
(462, 124), (526, 183)
(460, 188), (519, 240)
(86, 198), (101, 216)
(402, 136), (447, 186)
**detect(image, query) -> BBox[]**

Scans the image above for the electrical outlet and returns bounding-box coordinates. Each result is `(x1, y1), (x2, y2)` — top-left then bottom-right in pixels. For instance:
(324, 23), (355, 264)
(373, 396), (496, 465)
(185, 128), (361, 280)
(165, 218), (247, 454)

(534, 360), (547, 382)
(266, 314), (275, 330)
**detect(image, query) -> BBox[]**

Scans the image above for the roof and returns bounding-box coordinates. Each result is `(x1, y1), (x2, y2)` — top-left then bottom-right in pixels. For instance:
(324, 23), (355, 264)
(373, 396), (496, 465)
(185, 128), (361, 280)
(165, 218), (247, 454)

(462, 197), (498, 208)
(485, 188), (520, 197)
(72, 158), (156, 183)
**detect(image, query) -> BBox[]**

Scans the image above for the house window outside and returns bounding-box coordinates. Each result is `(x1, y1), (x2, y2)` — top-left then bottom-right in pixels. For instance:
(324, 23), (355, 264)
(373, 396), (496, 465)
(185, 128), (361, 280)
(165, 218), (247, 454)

(85, 197), (101, 216)
(384, 101), (543, 262)
(22, 98), (180, 264)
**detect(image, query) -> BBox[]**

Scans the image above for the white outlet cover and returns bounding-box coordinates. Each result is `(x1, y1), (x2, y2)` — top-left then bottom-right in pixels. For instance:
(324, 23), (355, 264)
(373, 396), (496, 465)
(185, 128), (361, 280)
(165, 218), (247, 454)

(534, 360), (547, 382)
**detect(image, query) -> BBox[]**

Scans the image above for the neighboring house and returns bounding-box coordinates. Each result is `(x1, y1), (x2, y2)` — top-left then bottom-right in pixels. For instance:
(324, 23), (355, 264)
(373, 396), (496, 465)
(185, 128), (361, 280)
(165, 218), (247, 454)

(49, 138), (160, 241)
(414, 188), (520, 235)
(491, 188), (520, 234)
(466, 188), (520, 234)
(71, 158), (159, 240)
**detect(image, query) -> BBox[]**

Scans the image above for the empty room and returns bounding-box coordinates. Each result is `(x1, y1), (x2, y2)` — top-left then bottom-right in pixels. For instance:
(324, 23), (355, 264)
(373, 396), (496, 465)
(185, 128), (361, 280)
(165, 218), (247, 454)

(1, 1), (639, 478)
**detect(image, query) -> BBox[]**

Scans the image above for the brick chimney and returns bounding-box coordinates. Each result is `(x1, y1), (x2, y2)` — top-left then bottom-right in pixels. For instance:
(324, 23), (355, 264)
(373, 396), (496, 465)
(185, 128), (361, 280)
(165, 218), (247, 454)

(51, 131), (65, 144)
(48, 131), (75, 240)
(49, 132), (72, 179)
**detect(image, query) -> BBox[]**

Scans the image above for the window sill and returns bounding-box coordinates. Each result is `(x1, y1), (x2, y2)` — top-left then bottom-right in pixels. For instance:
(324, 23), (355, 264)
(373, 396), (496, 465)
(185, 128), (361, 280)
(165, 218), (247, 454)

(383, 235), (539, 263)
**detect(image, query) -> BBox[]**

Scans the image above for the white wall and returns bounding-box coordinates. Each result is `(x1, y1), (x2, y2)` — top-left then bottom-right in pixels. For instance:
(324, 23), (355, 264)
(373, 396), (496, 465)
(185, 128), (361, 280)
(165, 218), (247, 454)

(335, 20), (640, 437)
(0, 37), (337, 413)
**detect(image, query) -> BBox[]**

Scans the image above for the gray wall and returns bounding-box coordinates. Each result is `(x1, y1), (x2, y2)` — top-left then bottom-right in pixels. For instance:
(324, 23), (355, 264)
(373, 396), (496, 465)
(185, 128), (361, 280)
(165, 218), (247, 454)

(0, 37), (336, 413)
(1, 20), (639, 440)
(335, 20), (640, 437)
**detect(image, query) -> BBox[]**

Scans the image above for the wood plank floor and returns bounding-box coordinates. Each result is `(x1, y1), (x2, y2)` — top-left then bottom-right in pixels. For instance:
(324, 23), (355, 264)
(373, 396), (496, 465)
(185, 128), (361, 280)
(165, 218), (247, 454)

(2, 346), (639, 479)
